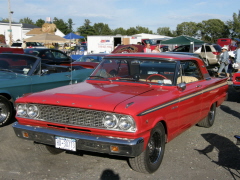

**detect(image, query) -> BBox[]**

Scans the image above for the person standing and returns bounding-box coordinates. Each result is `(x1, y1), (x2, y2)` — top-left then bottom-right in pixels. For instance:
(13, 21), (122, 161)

(152, 45), (161, 53)
(144, 43), (151, 53)
(217, 46), (229, 77)
(234, 43), (240, 72)
(21, 41), (27, 49)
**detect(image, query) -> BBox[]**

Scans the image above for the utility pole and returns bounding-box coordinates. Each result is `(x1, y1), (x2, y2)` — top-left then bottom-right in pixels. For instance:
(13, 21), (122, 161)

(8, 0), (13, 45)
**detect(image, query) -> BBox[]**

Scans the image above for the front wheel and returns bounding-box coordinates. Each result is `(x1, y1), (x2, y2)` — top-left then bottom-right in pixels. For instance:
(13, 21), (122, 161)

(35, 143), (64, 155)
(129, 123), (166, 173)
(197, 103), (216, 128)
(0, 95), (13, 127)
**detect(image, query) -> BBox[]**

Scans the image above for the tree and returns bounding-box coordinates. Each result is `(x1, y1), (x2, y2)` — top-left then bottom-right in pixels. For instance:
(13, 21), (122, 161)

(77, 19), (95, 38)
(126, 27), (138, 35)
(93, 23), (112, 35)
(35, 18), (45, 27)
(226, 10), (240, 38)
(157, 27), (173, 36)
(112, 27), (126, 35)
(176, 22), (199, 37)
(19, 17), (34, 25)
(67, 18), (74, 34)
(53, 17), (68, 34)
(136, 26), (153, 34)
(199, 19), (229, 43)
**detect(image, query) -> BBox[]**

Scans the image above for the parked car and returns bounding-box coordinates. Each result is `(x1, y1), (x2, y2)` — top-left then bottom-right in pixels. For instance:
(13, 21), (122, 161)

(13, 53), (228, 173)
(0, 53), (93, 126)
(0, 47), (24, 54)
(232, 72), (240, 92)
(195, 44), (222, 66)
(172, 44), (202, 53)
(11, 42), (45, 49)
(24, 48), (74, 65)
(72, 53), (109, 69)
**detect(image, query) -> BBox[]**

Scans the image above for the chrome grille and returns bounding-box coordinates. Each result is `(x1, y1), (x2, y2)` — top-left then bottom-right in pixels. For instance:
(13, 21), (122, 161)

(36, 104), (105, 128)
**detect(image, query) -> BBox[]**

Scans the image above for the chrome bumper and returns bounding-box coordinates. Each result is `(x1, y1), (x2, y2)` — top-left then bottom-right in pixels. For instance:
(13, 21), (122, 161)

(12, 122), (144, 157)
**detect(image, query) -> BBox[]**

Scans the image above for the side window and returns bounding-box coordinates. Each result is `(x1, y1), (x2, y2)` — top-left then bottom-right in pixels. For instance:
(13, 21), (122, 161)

(178, 61), (202, 84)
(52, 51), (68, 61)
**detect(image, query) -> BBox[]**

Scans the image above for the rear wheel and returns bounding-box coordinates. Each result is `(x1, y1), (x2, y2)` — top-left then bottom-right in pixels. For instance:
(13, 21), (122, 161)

(0, 95), (12, 127)
(35, 143), (64, 155)
(129, 123), (165, 173)
(198, 103), (216, 128)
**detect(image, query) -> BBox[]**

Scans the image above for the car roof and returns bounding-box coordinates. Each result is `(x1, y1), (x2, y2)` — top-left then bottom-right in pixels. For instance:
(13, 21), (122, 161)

(106, 53), (199, 60)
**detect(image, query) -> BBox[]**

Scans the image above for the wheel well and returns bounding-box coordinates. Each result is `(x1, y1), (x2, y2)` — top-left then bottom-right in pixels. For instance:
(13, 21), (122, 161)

(0, 93), (11, 100)
(158, 120), (168, 143)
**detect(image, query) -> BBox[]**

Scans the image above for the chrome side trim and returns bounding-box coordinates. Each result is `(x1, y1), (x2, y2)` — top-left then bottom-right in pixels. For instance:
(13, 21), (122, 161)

(138, 81), (228, 116)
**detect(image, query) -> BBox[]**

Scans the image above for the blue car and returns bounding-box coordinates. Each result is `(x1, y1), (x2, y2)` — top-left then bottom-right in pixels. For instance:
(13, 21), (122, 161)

(0, 53), (93, 126)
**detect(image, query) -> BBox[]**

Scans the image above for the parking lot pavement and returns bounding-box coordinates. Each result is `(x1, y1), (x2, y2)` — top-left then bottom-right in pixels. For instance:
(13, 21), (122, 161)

(0, 83), (239, 180)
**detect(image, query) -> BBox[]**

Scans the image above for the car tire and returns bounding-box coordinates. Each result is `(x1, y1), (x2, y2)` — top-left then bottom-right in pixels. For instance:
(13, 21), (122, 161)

(0, 95), (12, 127)
(197, 103), (216, 128)
(35, 143), (64, 155)
(128, 123), (165, 173)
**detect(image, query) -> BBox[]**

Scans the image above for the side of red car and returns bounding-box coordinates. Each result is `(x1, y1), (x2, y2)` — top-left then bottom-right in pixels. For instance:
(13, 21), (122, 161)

(12, 53), (228, 173)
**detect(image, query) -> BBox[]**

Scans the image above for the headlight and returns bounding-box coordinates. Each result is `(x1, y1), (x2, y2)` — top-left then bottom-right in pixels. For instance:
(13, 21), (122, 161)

(119, 116), (135, 130)
(103, 114), (118, 128)
(27, 105), (39, 118)
(16, 104), (27, 116)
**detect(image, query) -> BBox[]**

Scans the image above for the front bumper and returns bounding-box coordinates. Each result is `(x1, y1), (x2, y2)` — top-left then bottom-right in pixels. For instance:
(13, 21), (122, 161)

(12, 122), (144, 157)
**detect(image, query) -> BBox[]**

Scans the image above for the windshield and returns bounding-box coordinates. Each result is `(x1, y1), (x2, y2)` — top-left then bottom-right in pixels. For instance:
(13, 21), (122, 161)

(76, 55), (104, 62)
(142, 39), (160, 45)
(90, 58), (177, 85)
(0, 54), (38, 75)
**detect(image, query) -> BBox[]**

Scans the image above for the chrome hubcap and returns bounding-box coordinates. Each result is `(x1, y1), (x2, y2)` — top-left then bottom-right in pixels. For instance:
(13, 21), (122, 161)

(0, 103), (7, 122)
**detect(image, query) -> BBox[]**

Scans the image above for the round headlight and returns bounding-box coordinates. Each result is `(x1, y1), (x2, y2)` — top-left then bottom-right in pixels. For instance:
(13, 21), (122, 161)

(103, 114), (118, 128)
(16, 104), (27, 116)
(27, 105), (39, 118)
(119, 116), (134, 130)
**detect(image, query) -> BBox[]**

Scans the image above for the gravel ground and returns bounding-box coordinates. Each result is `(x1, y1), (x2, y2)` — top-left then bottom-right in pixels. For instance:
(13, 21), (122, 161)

(0, 82), (239, 180)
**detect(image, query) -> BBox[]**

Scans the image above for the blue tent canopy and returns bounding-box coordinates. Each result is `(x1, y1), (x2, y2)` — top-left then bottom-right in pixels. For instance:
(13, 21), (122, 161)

(63, 33), (84, 39)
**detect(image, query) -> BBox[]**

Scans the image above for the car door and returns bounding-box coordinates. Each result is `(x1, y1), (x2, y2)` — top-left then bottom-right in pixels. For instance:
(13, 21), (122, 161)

(176, 60), (204, 131)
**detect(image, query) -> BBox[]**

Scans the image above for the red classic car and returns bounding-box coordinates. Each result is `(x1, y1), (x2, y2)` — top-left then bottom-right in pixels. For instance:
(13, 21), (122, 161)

(232, 72), (240, 91)
(12, 53), (228, 173)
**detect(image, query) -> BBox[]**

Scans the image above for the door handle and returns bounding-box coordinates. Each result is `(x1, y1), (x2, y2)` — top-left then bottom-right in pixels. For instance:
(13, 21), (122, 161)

(196, 85), (202, 88)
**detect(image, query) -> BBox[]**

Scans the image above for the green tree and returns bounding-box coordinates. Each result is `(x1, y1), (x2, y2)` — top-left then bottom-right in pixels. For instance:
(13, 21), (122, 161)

(53, 17), (68, 34)
(35, 18), (45, 27)
(19, 17), (34, 25)
(199, 19), (229, 43)
(176, 22), (199, 37)
(77, 19), (95, 38)
(126, 27), (138, 35)
(157, 27), (173, 36)
(93, 23), (112, 35)
(112, 27), (126, 35)
(67, 18), (74, 34)
(226, 10), (240, 38)
(136, 26), (153, 34)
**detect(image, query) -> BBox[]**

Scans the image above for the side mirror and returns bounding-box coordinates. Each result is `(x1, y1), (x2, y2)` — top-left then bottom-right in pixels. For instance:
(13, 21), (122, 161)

(177, 83), (186, 91)
(41, 69), (48, 75)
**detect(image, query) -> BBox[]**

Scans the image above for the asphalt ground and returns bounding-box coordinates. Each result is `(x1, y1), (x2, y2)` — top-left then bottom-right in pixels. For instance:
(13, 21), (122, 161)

(0, 81), (239, 180)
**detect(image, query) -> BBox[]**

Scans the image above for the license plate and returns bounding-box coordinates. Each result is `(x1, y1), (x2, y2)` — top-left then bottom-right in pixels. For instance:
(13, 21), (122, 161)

(55, 136), (76, 151)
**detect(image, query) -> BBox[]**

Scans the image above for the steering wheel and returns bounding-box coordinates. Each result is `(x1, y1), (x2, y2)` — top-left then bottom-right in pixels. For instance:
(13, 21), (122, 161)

(146, 74), (167, 82)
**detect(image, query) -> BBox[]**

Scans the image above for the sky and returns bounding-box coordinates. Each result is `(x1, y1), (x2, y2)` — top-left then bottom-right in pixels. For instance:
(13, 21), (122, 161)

(0, 0), (239, 33)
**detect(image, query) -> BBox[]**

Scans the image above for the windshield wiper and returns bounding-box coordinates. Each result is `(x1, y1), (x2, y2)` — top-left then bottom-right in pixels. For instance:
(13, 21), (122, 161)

(0, 69), (13, 72)
(89, 75), (106, 79)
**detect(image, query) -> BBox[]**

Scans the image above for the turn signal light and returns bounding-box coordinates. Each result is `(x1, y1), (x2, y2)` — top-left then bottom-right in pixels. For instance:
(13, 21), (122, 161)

(22, 131), (29, 138)
(110, 145), (119, 152)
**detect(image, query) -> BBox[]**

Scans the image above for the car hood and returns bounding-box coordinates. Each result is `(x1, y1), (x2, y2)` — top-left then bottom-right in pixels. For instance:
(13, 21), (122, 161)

(17, 81), (175, 114)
